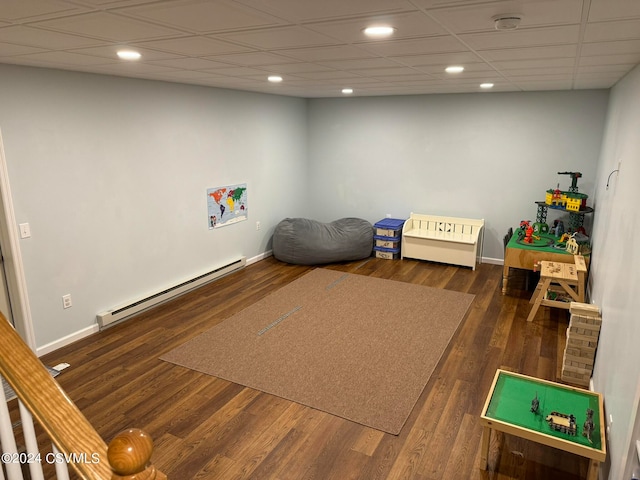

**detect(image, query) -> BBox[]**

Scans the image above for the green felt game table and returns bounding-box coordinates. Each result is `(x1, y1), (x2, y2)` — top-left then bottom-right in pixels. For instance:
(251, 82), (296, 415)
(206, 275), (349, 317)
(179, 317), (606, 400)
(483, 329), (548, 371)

(480, 369), (605, 479)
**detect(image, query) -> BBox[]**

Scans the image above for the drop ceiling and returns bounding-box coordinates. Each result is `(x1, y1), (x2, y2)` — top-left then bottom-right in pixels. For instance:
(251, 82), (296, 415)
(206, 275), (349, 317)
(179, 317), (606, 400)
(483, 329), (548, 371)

(1, 0), (639, 97)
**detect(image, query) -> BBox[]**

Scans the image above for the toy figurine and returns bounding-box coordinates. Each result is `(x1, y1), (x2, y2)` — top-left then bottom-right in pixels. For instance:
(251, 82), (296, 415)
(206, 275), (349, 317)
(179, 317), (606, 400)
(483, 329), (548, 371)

(582, 408), (595, 444)
(566, 233), (579, 254)
(524, 224), (535, 243)
(559, 232), (571, 244)
(531, 392), (539, 413)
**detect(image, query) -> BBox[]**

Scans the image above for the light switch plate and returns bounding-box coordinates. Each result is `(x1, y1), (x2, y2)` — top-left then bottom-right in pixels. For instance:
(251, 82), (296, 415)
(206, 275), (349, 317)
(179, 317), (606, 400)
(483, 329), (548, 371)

(19, 223), (31, 238)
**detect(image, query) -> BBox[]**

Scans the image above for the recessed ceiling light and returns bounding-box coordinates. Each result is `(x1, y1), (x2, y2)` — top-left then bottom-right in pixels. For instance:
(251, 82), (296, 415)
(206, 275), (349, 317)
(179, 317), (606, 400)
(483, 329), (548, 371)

(363, 25), (396, 38)
(268, 75), (283, 83)
(342, 88), (354, 95)
(480, 83), (495, 89)
(445, 65), (465, 74)
(117, 49), (141, 61)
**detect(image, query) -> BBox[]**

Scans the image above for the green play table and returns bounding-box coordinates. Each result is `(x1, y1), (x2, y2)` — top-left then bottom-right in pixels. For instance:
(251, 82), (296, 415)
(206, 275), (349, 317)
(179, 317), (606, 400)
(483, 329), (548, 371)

(480, 369), (605, 479)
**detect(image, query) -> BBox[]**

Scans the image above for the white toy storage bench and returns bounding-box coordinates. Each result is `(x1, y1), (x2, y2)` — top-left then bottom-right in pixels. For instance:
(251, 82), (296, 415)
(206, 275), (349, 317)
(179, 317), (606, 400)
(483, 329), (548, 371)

(401, 213), (484, 270)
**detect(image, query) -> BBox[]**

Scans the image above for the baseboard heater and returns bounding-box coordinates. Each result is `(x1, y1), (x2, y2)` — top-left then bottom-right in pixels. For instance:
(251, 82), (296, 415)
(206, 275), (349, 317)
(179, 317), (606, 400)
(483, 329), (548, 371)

(96, 256), (246, 329)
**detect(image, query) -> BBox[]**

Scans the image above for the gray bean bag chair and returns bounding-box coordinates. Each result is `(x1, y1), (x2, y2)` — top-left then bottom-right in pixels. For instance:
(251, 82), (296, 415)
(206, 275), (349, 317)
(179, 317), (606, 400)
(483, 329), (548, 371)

(273, 217), (373, 265)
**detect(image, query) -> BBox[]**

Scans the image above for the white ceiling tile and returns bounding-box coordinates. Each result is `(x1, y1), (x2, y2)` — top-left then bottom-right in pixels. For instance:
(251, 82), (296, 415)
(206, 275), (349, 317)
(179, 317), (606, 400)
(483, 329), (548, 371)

(204, 65), (271, 76)
(587, 0), (640, 22)
(503, 66), (574, 76)
(516, 79), (574, 90)
(358, 36), (468, 56)
(0, 0), (88, 22)
(246, 62), (336, 74)
(479, 45), (578, 61)
(219, 26), (339, 49)
(233, 0), (417, 22)
(581, 39), (640, 57)
(506, 73), (573, 81)
(286, 70), (363, 80)
(331, 77), (390, 85)
(34, 11), (183, 41)
(152, 70), (223, 80)
(577, 64), (636, 75)
(492, 57), (575, 69)
(3, 50), (115, 66)
(348, 66), (423, 77)
(317, 57), (406, 69)
(418, 62), (495, 76)
(461, 25), (580, 50)
(390, 51), (482, 66)
(146, 57), (235, 70)
(306, 11), (448, 43)
(69, 45), (183, 61)
(0, 41), (45, 56)
(576, 71), (627, 81)
(0, 25), (104, 49)
(573, 77), (619, 89)
(427, 0), (583, 34)
(584, 19), (640, 43)
(120, 0), (285, 33)
(135, 36), (252, 56)
(579, 53), (640, 66)
(69, 0), (160, 6)
(203, 51), (297, 66)
(276, 45), (376, 62)
(84, 62), (181, 75)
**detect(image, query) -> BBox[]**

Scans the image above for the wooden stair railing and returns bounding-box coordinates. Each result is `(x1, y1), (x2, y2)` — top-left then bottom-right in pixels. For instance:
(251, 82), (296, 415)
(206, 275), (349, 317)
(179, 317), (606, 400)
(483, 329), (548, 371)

(0, 313), (166, 479)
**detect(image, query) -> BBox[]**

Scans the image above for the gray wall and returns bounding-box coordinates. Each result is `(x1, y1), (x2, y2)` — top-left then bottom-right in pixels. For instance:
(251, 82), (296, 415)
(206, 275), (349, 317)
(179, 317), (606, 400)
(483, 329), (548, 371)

(590, 63), (640, 480)
(309, 90), (608, 260)
(0, 64), (308, 348)
(307, 91), (609, 261)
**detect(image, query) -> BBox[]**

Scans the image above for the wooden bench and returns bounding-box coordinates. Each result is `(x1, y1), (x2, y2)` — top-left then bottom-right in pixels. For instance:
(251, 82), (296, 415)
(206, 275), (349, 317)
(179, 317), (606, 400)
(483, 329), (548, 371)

(401, 213), (484, 270)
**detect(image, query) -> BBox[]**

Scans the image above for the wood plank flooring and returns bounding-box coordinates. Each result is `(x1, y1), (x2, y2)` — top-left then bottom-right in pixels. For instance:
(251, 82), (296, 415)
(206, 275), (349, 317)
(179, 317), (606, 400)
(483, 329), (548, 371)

(38, 256), (588, 479)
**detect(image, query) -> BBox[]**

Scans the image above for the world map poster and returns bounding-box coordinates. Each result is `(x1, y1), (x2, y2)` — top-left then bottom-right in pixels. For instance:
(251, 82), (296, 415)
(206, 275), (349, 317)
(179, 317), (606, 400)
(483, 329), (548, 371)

(207, 183), (248, 229)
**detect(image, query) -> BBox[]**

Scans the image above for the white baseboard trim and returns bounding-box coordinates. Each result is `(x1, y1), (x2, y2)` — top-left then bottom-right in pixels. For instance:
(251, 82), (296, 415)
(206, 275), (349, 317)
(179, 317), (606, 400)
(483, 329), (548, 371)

(38, 251), (274, 356)
(37, 324), (99, 357)
(482, 256), (504, 266)
(248, 250), (272, 265)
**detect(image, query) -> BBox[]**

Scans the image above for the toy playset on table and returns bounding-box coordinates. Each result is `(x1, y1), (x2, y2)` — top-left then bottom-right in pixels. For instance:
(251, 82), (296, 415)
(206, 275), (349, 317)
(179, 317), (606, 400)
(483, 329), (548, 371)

(518, 171), (593, 253)
(502, 172), (593, 294)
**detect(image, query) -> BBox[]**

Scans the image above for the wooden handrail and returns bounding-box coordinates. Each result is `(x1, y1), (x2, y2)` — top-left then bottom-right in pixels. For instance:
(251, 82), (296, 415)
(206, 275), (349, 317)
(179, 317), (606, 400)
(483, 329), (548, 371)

(0, 313), (166, 479)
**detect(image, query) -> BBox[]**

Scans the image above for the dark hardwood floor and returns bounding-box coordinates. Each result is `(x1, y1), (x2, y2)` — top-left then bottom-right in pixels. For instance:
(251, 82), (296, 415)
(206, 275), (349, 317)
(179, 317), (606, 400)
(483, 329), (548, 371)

(39, 255), (587, 479)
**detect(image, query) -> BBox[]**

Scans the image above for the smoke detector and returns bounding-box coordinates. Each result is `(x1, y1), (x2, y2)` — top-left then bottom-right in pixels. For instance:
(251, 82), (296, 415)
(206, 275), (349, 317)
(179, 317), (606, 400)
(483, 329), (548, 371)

(492, 14), (522, 30)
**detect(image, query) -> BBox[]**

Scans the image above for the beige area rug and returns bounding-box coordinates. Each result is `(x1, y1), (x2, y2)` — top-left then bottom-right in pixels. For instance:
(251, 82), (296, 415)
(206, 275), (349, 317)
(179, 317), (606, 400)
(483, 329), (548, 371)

(161, 268), (474, 434)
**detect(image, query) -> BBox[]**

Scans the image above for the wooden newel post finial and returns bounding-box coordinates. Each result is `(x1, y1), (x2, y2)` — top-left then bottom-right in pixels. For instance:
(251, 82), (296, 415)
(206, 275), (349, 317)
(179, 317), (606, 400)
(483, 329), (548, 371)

(108, 428), (165, 479)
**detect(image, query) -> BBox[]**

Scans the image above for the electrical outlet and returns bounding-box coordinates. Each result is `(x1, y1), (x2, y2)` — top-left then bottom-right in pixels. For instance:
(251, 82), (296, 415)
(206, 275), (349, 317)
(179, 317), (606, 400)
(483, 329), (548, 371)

(62, 294), (72, 309)
(256, 221), (261, 231)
